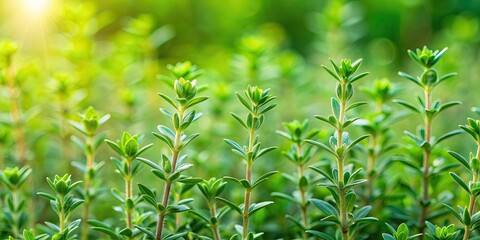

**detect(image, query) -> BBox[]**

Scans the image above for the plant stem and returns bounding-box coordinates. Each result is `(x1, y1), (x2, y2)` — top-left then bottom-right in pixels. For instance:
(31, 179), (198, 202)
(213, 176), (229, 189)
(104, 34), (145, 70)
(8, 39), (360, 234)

(366, 134), (377, 204)
(12, 189), (19, 238)
(296, 143), (308, 240)
(81, 134), (94, 240)
(209, 202), (221, 240)
(242, 124), (256, 239)
(156, 108), (184, 240)
(59, 195), (66, 232)
(418, 89), (432, 239)
(125, 158), (133, 230)
(463, 144), (480, 240)
(336, 83), (349, 240)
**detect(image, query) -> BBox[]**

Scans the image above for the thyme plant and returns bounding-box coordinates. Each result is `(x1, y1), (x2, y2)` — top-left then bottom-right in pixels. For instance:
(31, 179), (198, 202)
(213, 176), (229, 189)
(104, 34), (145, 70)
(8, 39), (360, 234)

(273, 119), (319, 239)
(0, 166), (31, 238)
(306, 58), (376, 240)
(445, 117), (480, 239)
(69, 106), (110, 240)
(37, 174), (84, 239)
(221, 85), (277, 240)
(137, 77), (207, 240)
(357, 79), (404, 203)
(0, 40), (27, 166)
(396, 47), (461, 236)
(190, 178), (229, 240)
(90, 132), (153, 239)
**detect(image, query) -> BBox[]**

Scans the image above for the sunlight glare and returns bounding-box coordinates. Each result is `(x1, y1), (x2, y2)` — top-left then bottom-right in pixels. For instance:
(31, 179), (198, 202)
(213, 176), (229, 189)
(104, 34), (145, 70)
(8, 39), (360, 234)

(23, 0), (49, 15)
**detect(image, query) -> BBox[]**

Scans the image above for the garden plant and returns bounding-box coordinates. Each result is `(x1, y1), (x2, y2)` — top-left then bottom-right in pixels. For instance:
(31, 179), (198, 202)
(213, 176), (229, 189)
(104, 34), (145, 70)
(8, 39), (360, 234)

(1, 1), (480, 239)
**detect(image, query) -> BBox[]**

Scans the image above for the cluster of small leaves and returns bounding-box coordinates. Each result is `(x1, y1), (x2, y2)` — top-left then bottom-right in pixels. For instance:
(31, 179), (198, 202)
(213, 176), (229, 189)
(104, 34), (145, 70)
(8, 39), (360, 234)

(272, 119), (319, 239)
(189, 178), (229, 240)
(87, 132), (153, 239)
(37, 174), (84, 240)
(136, 77), (207, 239)
(383, 223), (420, 240)
(222, 85), (277, 239)
(423, 222), (460, 240)
(306, 58), (376, 240)
(0, 167), (31, 238)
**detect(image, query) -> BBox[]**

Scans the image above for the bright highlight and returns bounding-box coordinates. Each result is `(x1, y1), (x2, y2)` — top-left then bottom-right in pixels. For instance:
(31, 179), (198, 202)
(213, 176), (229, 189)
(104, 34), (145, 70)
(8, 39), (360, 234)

(23, 0), (49, 14)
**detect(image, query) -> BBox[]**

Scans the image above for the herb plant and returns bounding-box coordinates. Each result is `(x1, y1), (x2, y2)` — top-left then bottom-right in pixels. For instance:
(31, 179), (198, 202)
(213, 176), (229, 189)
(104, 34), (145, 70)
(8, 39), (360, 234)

(396, 47), (461, 236)
(37, 174), (84, 239)
(221, 85), (277, 239)
(69, 106), (110, 240)
(445, 116), (480, 239)
(273, 119), (319, 239)
(306, 58), (376, 239)
(137, 77), (208, 240)
(0, 166), (31, 238)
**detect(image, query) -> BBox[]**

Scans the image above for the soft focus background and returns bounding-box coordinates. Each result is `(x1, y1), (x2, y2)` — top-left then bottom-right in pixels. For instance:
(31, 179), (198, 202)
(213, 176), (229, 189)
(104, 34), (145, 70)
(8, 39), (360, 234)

(1, 0), (480, 238)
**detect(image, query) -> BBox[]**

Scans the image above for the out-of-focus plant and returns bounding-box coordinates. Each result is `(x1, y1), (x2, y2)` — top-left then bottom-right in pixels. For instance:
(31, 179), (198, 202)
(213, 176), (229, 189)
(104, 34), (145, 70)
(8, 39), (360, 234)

(272, 119), (319, 239)
(395, 46), (461, 237)
(37, 174), (84, 239)
(8, 229), (48, 240)
(220, 85), (277, 239)
(69, 106), (110, 240)
(0, 166), (31, 238)
(136, 77), (207, 240)
(357, 79), (404, 203)
(306, 58), (376, 240)
(0, 40), (27, 167)
(444, 116), (480, 239)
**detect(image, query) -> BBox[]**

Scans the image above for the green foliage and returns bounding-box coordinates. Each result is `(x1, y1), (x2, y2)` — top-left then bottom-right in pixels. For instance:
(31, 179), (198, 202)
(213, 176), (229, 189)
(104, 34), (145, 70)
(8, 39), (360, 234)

(307, 58), (376, 239)
(37, 174), (84, 239)
(222, 85), (277, 240)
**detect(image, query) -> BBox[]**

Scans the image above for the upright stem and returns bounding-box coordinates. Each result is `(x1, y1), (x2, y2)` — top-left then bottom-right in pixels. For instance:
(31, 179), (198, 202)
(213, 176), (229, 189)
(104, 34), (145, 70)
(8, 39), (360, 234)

(366, 134), (377, 204)
(462, 144), (480, 240)
(125, 158), (133, 230)
(242, 125), (256, 239)
(12, 189), (19, 238)
(337, 82), (348, 240)
(296, 143), (308, 240)
(59, 195), (66, 232)
(418, 89), (432, 238)
(81, 134), (94, 240)
(156, 109), (184, 240)
(209, 203), (221, 240)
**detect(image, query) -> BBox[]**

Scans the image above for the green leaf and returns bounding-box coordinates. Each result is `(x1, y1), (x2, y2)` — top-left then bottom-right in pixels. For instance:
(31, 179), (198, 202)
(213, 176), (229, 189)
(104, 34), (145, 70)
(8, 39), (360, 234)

(310, 199), (338, 216)
(217, 197), (242, 216)
(449, 172), (470, 194)
(398, 71), (422, 87)
(346, 102), (367, 112)
(433, 129), (463, 146)
(448, 151), (470, 172)
(158, 93), (178, 109)
(248, 201), (274, 216)
(331, 98), (341, 119)
(393, 99), (420, 113)
(251, 171), (278, 189)
(231, 113), (248, 129)
(306, 230), (335, 240)
(135, 225), (156, 239)
(271, 192), (299, 204)
(442, 204), (463, 224)
(305, 140), (336, 157)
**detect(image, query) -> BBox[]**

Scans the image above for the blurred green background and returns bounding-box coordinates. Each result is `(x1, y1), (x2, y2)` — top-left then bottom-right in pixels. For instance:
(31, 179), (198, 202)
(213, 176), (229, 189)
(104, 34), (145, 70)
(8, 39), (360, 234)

(1, 0), (480, 238)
